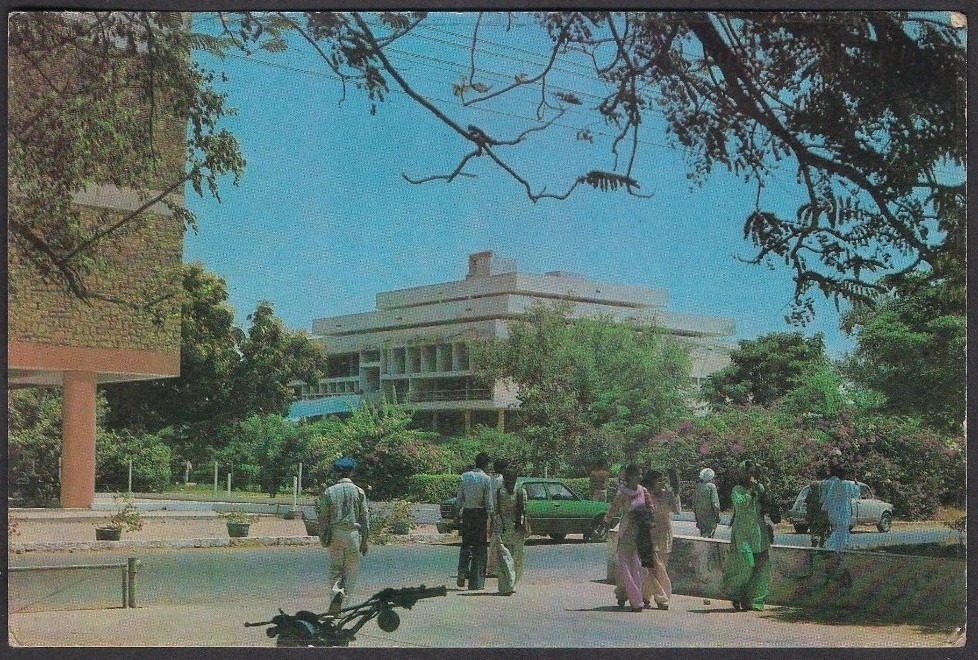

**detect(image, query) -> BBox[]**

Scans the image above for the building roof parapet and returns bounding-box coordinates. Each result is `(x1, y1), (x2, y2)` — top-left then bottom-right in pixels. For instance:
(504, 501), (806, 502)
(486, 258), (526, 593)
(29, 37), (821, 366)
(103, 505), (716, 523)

(372, 270), (668, 312)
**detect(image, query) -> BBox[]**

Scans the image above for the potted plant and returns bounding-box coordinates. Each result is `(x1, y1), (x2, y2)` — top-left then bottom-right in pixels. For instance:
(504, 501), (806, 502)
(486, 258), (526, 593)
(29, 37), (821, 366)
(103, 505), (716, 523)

(95, 494), (143, 541)
(221, 508), (259, 538)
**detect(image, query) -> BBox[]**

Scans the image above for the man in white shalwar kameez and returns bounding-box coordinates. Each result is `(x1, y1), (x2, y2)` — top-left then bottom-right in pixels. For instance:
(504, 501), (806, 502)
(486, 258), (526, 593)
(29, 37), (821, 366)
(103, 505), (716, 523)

(819, 464), (861, 552)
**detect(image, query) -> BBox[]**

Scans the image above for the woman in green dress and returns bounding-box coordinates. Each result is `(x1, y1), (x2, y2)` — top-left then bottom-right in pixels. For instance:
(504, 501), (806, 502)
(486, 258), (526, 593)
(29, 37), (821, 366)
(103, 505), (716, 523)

(723, 460), (773, 611)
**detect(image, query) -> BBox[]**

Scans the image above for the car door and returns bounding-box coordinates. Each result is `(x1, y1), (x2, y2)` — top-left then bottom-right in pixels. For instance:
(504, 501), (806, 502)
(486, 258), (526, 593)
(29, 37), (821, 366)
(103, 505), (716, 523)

(521, 481), (552, 534)
(855, 484), (879, 525)
(543, 482), (582, 535)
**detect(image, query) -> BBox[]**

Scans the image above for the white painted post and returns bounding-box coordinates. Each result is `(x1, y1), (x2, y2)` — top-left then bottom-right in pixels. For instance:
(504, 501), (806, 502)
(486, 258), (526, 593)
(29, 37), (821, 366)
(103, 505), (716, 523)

(213, 462), (218, 495)
(185, 461), (191, 485)
(227, 473), (231, 496)
(298, 462), (303, 498)
(127, 459), (133, 495)
(292, 476), (298, 510)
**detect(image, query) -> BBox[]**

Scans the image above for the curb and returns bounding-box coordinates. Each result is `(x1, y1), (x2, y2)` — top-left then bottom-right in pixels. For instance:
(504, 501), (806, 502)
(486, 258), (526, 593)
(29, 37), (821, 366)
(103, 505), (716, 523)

(8, 533), (457, 554)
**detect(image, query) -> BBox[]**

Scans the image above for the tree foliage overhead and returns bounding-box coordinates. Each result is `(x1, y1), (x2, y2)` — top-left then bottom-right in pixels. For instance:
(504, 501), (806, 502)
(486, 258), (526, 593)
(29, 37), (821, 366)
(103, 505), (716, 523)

(8, 12), (244, 313)
(213, 10), (964, 321)
(840, 273), (965, 434)
(474, 301), (692, 475)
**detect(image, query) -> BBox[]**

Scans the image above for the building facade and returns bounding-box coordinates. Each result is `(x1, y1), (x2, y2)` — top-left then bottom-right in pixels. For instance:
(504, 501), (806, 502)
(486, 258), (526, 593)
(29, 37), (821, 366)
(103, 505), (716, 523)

(291, 252), (735, 434)
(7, 13), (189, 508)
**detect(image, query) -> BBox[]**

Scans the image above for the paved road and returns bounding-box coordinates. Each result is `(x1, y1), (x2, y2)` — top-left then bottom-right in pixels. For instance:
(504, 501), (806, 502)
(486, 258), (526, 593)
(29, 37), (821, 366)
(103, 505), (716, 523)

(8, 543), (962, 648)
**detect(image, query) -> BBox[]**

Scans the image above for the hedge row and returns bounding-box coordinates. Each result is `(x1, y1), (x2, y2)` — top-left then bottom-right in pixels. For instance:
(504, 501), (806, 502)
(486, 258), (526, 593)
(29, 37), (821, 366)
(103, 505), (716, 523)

(399, 474), (597, 503)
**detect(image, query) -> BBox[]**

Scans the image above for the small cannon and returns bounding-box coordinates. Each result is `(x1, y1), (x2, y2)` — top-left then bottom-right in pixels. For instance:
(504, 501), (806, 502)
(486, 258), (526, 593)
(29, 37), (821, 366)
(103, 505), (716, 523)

(245, 584), (447, 647)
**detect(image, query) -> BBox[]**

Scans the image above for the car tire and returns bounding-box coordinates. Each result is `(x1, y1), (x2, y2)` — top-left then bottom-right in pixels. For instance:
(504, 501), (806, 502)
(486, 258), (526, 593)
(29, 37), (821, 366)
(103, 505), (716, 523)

(584, 516), (608, 543)
(549, 533), (566, 543)
(793, 524), (809, 534)
(877, 512), (892, 533)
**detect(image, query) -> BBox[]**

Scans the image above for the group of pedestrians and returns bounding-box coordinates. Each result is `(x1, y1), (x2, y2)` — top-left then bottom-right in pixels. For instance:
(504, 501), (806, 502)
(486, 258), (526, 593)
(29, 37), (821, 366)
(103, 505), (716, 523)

(315, 450), (860, 619)
(607, 464), (682, 612)
(455, 453), (529, 596)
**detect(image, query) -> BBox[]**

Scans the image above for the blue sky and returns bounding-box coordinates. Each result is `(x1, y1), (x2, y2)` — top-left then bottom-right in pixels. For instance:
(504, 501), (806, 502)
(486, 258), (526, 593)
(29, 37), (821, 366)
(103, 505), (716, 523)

(183, 12), (858, 357)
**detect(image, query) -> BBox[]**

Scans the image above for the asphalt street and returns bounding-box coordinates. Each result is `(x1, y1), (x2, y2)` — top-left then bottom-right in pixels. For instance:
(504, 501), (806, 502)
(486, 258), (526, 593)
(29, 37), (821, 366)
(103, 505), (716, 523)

(8, 542), (963, 648)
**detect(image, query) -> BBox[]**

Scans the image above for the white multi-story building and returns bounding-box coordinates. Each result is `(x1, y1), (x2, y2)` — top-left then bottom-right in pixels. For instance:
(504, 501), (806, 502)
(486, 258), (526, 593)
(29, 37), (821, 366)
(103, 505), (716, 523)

(290, 251), (735, 434)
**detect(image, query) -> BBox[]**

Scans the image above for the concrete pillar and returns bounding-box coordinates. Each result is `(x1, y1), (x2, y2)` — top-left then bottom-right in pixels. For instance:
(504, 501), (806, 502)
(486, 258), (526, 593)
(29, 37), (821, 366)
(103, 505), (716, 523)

(464, 410), (472, 434)
(496, 409), (505, 433)
(61, 371), (97, 508)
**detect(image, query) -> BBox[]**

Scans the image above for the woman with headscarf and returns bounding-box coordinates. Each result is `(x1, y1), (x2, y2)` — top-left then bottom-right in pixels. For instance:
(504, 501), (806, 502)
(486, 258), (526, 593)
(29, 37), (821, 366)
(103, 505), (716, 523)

(607, 464), (654, 612)
(693, 467), (721, 538)
(641, 469), (681, 610)
(723, 460), (773, 611)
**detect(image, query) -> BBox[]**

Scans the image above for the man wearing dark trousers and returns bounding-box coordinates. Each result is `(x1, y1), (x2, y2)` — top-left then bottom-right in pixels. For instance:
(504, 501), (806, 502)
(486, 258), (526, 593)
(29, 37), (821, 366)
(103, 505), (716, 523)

(456, 452), (494, 590)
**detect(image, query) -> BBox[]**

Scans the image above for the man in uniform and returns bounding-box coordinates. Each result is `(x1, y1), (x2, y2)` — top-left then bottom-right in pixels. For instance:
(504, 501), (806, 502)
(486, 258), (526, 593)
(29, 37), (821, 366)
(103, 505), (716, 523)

(317, 457), (369, 614)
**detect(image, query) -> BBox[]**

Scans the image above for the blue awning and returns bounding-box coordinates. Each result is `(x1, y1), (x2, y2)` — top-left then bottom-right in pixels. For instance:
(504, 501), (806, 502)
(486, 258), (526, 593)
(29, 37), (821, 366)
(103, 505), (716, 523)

(287, 395), (363, 420)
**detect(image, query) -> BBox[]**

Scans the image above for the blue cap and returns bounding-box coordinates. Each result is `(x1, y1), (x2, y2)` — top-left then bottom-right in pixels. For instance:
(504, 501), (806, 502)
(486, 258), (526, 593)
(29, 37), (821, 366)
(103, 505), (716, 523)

(333, 457), (357, 471)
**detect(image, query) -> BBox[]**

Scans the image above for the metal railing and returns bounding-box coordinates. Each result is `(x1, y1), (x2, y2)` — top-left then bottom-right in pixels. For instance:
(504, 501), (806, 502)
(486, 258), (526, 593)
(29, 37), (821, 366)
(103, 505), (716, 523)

(9, 557), (141, 608)
(409, 388), (492, 402)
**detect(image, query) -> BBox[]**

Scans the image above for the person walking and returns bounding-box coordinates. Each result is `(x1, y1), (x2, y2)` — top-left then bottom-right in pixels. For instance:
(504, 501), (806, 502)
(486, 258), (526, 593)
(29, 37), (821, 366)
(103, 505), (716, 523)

(486, 458), (507, 577)
(492, 467), (529, 595)
(589, 461), (611, 502)
(316, 457), (370, 615)
(607, 464), (654, 612)
(819, 461), (861, 552)
(456, 452), (494, 590)
(641, 469), (681, 610)
(723, 460), (773, 612)
(693, 467), (721, 538)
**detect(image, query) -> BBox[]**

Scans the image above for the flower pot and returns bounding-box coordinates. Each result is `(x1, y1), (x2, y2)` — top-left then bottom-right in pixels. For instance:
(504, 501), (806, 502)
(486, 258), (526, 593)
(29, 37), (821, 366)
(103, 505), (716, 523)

(391, 521), (412, 535)
(95, 527), (121, 541)
(227, 522), (251, 538)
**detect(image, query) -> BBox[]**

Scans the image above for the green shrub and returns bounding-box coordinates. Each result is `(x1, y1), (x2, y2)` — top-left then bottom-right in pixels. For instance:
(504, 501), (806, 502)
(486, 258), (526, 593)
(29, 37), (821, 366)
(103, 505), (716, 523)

(403, 474), (460, 503)
(96, 429), (173, 492)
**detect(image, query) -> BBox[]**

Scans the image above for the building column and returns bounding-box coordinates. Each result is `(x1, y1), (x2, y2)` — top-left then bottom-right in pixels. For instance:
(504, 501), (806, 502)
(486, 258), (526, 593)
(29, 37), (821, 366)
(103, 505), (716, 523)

(464, 410), (472, 434)
(61, 371), (97, 508)
(496, 409), (505, 433)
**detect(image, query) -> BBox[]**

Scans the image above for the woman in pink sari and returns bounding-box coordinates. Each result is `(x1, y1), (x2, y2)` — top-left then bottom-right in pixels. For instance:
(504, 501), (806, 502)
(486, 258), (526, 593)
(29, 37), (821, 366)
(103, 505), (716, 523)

(607, 464), (654, 612)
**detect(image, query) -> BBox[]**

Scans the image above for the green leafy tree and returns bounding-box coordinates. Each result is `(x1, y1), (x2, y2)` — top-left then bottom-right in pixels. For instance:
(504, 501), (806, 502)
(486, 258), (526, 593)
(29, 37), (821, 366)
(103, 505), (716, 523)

(7, 389), (65, 506)
(703, 332), (832, 409)
(8, 12), (244, 314)
(228, 301), (329, 420)
(218, 414), (311, 497)
(307, 401), (440, 500)
(213, 10), (964, 320)
(101, 263), (240, 442)
(840, 274), (965, 434)
(475, 302), (691, 475)
(95, 429), (173, 493)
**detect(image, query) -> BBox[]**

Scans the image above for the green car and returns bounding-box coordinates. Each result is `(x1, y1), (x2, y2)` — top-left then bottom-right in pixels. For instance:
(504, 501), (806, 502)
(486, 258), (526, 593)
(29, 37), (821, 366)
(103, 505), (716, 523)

(437, 477), (614, 542)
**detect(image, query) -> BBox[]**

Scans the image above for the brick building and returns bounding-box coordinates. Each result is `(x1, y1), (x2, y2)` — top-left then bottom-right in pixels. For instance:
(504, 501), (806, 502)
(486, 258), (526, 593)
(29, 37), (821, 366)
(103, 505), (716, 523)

(7, 13), (189, 507)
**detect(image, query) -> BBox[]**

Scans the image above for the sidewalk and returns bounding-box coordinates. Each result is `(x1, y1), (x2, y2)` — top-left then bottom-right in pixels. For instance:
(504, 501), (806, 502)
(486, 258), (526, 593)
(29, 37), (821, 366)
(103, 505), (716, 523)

(8, 505), (449, 553)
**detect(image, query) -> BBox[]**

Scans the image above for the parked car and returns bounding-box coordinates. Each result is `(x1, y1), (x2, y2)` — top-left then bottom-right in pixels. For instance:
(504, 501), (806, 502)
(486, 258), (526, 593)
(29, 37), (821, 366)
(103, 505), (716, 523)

(437, 477), (614, 542)
(786, 481), (894, 534)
